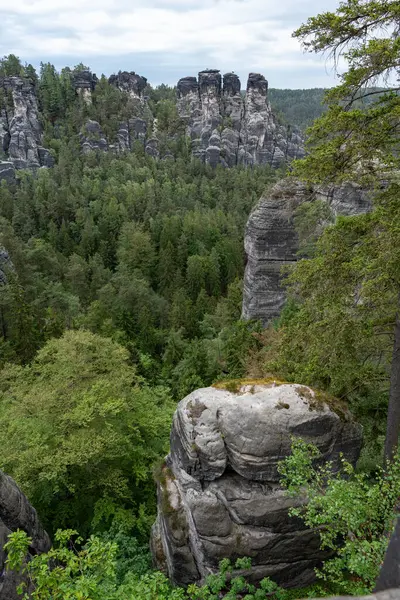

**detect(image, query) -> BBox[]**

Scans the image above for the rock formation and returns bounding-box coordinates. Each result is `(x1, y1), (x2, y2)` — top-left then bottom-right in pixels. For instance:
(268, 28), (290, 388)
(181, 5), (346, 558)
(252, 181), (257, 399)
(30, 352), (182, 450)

(0, 161), (15, 184)
(177, 70), (304, 168)
(0, 470), (50, 600)
(0, 249), (11, 284)
(151, 381), (362, 587)
(242, 178), (372, 324)
(80, 120), (109, 154)
(0, 76), (53, 172)
(108, 71), (147, 99)
(72, 69), (98, 104)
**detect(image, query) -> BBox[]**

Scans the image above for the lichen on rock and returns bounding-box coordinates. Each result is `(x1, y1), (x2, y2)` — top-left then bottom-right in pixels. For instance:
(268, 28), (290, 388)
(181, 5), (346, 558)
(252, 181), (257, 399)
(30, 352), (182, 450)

(151, 382), (362, 588)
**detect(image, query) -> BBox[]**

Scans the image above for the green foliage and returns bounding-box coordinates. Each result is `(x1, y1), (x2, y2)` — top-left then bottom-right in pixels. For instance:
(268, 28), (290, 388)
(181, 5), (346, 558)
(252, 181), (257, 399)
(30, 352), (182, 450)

(5, 532), (289, 600)
(268, 87), (387, 130)
(279, 438), (400, 595)
(0, 330), (174, 535)
(5, 529), (118, 600)
(293, 199), (333, 257)
(0, 54), (25, 77)
(267, 188), (400, 463)
(267, 0), (400, 465)
(187, 558), (287, 600)
(268, 88), (327, 129)
(0, 128), (274, 389)
(292, 0), (400, 185)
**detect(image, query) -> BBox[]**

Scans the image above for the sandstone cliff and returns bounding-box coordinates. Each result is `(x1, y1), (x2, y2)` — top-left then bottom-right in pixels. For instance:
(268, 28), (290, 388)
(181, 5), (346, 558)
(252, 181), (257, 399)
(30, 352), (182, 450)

(242, 178), (372, 325)
(177, 70), (304, 168)
(0, 470), (50, 600)
(151, 381), (362, 587)
(0, 76), (53, 179)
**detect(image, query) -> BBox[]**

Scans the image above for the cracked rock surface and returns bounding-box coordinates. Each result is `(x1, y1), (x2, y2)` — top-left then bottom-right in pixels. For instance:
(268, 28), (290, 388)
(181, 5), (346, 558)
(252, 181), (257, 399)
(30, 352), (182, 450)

(0, 76), (53, 170)
(242, 178), (372, 325)
(0, 470), (50, 600)
(151, 382), (362, 587)
(177, 70), (304, 168)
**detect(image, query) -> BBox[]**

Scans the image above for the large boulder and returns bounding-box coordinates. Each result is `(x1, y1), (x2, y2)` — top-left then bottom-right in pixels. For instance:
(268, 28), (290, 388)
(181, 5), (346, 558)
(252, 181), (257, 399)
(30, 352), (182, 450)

(0, 470), (50, 599)
(242, 178), (372, 324)
(151, 381), (362, 587)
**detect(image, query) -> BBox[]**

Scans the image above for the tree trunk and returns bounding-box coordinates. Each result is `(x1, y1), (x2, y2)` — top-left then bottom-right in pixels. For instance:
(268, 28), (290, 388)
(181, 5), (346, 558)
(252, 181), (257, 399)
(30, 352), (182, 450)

(384, 297), (400, 463)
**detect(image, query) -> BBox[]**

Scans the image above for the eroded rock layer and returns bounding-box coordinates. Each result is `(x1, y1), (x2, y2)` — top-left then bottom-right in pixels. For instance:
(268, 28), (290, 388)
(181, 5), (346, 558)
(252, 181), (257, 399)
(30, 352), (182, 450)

(242, 178), (372, 325)
(151, 382), (362, 587)
(0, 470), (50, 600)
(177, 70), (304, 168)
(0, 76), (53, 172)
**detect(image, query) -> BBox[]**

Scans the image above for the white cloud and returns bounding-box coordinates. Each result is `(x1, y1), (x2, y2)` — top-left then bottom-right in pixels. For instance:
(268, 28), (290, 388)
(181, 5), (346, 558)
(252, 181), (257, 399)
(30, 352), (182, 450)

(0, 0), (340, 86)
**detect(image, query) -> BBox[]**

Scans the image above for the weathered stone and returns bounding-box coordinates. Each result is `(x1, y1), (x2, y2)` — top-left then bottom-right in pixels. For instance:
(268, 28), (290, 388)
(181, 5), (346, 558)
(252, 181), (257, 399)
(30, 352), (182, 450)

(145, 137), (160, 158)
(72, 69), (97, 104)
(152, 382), (362, 587)
(0, 76), (52, 171)
(375, 518), (400, 592)
(79, 120), (108, 154)
(0, 161), (15, 184)
(0, 470), (50, 600)
(109, 71), (147, 99)
(0, 248), (11, 284)
(176, 70), (304, 168)
(242, 178), (372, 324)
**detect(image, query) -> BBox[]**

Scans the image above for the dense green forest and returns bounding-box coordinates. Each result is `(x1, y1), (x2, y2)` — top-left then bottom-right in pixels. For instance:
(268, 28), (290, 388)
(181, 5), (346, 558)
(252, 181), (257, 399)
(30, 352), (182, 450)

(0, 54), (282, 593)
(1, 0), (400, 590)
(268, 88), (327, 129)
(268, 87), (389, 130)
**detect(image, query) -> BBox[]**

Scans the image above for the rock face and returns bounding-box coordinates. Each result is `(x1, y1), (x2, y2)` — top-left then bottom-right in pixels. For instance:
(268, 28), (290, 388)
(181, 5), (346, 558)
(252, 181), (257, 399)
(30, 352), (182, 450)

(0, 161), (15, 184)
(108, 71), (147, 99)
(151, 382), (362, 587)
(177, 70), (304, 168)
(0, 76), (53, 171)
(0, 470), (51, 600)
(375, 518), (400, 592)
(242, 178), (372, 325)
(72, 69), (98, 104)
(0, 249), (11, 284)
(80, 120), (109, 154)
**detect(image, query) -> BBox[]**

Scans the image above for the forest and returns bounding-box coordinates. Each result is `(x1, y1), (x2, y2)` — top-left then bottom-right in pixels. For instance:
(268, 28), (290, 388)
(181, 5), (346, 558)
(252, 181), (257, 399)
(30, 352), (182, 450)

(1, 0), (400, 597)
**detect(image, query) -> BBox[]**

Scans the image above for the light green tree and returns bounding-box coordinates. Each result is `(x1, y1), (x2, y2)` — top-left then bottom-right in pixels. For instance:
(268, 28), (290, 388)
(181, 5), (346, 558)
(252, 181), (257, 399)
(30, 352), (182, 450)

(0, 330), (174, 534)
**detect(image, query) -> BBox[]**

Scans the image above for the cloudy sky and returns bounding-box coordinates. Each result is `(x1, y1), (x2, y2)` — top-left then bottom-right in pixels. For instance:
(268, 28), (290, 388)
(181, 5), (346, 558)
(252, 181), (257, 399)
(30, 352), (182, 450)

(0, 0), (342, 89)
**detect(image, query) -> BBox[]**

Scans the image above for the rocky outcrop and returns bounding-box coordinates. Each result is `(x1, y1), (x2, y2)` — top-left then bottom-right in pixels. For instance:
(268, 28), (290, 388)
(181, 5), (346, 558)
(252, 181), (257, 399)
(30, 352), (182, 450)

(151, 381), (362, 587)
(0, 249), (11, 284)
(242, 178), (372, 324)
(375, 518), (400, 592)
(177, 70), (304, 168)
(0, 470), (50, 600)
(109, 71), (147, 99)
(0, 76), (53, 171)
(79, 120), (108, 154)
(0, 161), (15, 184)
(72, 69), (98, 104)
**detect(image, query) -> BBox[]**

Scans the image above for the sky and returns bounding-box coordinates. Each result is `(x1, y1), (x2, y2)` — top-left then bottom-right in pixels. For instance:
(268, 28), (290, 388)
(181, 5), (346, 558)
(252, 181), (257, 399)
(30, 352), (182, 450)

(0, 0), (342, 89)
